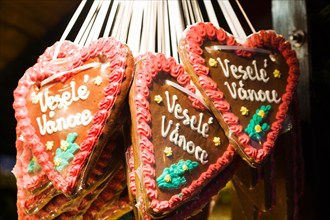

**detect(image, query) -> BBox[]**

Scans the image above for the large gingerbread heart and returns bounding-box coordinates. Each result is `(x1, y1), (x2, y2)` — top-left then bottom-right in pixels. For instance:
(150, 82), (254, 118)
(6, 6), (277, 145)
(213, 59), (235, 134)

(13, 37), (134, 196)
(129, 52), (235, 218)
(179, 22), (299, 166)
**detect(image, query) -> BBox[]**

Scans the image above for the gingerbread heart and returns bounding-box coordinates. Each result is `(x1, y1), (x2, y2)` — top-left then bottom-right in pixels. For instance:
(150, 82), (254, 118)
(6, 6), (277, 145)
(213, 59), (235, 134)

(13, 37), (134, 195)
(179, 22), (300, 166)
(129, 52), (235, 218)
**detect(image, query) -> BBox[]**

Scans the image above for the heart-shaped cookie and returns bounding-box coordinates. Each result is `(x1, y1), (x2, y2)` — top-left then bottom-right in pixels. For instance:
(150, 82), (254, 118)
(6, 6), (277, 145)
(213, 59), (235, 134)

(179, 22), (300, 166)
(129, 52), (235, 218)
(13, 37), (134, 196)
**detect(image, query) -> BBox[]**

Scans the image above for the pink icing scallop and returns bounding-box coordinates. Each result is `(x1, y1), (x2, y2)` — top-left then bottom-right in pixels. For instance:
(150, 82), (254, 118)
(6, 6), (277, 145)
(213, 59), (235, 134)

(99, 95), (115, 110)
(176, 71), (191, 85)
(137, 122), (152, 138)
(198, 75), (217, 90)
(244, 147), (257, 158)
(136, 108), (152, 123)
(223, 112), (239, 125)
(216, 28), (227, 43)
(143, 165), (156, 178)
(226, 35), (237, 46)
(229, 124), (243, 134)
(162, 57), (175, 73)
(169, 63), (184, 78)
(185, 32), (203, 46)
(134, 94), (150, 111)
(205, 22), (217, 39)
(185, 43), (203, 55)
(193, 63), (209, 76)
(278, 39), (291, 52)
(213, 100), (230, 112)
(188, 52), (205, 65)
(194, 22), (207, 37)
(256, 150), (267, 162)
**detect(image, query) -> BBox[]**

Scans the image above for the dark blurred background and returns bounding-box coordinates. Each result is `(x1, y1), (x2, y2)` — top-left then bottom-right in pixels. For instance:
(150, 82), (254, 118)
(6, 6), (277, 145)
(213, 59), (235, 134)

(0, 0), (329, 219)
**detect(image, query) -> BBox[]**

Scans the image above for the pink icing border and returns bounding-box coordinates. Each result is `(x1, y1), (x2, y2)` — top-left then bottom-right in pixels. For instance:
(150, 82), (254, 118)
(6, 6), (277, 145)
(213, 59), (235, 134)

(13, 37), (130, 194)
(180, 22), (300, 164)
(132, 52), (235, 215)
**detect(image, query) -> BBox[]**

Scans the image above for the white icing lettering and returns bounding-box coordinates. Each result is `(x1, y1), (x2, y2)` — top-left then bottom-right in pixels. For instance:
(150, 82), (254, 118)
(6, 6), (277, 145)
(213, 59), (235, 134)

(224, 80), (281, 103)
(161, 116), (173, 137)
(35, 80), (93, 135)
(38, 81), (90, 113)
(161, 119), (208, 164)
(169, 123), (180, 144)
(166, 91), (177, 113)
(161, 90), (214, 164)
(217, 57), (270, 83)
(217, 57), (281, 104)
(36, 110), (93, 135)
(164, 91), (213, 138)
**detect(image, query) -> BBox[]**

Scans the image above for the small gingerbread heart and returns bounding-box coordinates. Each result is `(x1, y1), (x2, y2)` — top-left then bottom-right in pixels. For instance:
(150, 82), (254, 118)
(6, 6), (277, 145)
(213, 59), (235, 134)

(13, 37), (134, 196)
(129, 52), (235, 218)
(179, 22), (300, 166)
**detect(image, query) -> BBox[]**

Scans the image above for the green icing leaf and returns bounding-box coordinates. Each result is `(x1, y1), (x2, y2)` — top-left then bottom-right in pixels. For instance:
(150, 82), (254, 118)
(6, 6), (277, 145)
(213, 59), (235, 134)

(245, 105), (271, 141)
(66, 132), (78, 143)
(53, 132), (80, 172)
(27, 157), (41, 173)
(157, 159), (198, 190)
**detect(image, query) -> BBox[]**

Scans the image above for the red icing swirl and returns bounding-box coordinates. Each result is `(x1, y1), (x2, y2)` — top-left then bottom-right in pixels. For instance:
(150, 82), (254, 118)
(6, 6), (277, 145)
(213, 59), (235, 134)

(216, 28), (227, 44)
(188, 51), (205, 65)
(185, 43), (203, 55)
(205, 22), (217, 40)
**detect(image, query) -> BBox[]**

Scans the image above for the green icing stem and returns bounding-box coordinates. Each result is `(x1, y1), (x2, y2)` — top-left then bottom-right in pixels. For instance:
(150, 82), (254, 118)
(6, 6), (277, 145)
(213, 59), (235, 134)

(27, 157), (41, 173)
(53, 132), (80, 172)
(245, 105), (271, 141)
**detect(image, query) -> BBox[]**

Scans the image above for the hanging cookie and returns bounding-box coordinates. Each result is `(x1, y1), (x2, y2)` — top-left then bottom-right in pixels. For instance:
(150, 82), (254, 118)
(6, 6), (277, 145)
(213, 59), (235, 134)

(179, 22), (300, 167)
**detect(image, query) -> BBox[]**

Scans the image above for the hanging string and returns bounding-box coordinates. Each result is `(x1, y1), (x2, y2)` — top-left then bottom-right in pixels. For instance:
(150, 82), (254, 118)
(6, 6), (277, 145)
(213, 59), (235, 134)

(166, 80), (208, 109)
(102, 0), (118, 38)
(51, 0), (257, 63)
(126, 1), (144, 55)
(235, 0), (256, 33)
(74, 0), (101, 46)
(203, 1), (220, 28)
(218, 0), (247, 40)
(52, 0), (87, 60)
(86, 0), (111, 44)
(205, 45), (271, 54)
